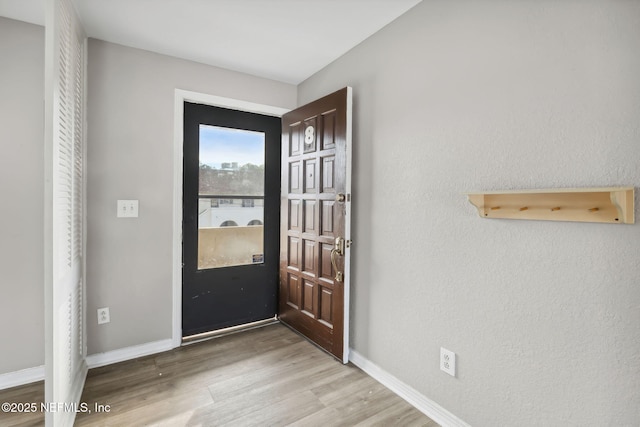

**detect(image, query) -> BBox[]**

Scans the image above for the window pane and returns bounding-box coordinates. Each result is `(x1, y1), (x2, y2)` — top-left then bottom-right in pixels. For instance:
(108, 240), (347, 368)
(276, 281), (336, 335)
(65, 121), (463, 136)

(198, 125), (265, 269)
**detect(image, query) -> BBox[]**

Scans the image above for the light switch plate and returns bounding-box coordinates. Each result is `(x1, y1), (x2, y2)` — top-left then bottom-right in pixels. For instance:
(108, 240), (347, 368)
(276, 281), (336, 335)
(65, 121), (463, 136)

(117, 200), (139, 218)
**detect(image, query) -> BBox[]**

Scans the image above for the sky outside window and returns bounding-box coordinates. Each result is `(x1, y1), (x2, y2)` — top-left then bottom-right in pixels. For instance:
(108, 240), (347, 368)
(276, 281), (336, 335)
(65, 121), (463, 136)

(199, 125), (264, 169)
(199, 125), (265, 196)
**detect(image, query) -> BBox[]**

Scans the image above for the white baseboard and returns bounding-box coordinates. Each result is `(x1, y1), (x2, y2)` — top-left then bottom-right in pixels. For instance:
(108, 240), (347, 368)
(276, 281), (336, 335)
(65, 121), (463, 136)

(0, 339), (173, 390)
(86, 339), (175, 369)
(349, 349), (470, 427)
(0, 365), (45, 390)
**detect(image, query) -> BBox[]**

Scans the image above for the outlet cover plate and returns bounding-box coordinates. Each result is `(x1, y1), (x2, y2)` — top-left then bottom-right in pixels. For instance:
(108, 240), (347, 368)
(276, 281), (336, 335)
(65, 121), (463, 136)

(97, 307), (110, 324)
(440, 347), (456, 377)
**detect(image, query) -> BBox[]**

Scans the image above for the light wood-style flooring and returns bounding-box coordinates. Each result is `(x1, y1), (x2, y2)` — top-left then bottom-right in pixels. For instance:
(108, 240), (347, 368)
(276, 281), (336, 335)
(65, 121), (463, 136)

(0, 323), (438, 426)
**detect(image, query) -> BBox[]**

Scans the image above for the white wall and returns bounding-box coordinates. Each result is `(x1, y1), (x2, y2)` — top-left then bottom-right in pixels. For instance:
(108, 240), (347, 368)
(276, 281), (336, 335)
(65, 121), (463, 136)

(0, 17), (44, 375)
(86, 39), (296, 354)
(299, 1), (640, 425)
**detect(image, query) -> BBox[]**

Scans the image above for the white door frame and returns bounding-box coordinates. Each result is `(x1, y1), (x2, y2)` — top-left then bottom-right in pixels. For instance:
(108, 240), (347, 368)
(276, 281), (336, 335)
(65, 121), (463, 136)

(172, 90), (289, 347)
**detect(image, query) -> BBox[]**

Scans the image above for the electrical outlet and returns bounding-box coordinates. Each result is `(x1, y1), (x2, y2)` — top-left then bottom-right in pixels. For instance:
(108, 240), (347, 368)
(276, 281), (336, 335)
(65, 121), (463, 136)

(440, 347), (456, 377)
(97, 307), (110, 324)
(117, 200), (139, 218)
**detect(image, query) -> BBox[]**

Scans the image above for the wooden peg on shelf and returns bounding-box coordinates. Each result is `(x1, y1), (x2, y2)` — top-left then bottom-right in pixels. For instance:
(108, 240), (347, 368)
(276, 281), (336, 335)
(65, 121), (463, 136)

(465, 187), (634, 224)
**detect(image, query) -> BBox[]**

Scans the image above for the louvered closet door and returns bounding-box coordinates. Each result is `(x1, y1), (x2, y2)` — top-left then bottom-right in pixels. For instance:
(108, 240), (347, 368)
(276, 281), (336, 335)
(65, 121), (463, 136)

(45, 0), (87, 425)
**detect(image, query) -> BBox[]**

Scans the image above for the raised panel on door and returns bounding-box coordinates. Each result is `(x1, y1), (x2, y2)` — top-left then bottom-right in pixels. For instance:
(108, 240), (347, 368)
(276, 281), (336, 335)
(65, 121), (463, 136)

(289, 199), (301, 231)
(302, 279), (316, 317)
(303, 199), (317, 234)
(290, 122), (302, 156)
(321, 110), (337, 150)
(320, 243), (335, 281)
(287, 274), (300, 309)
(302, 240), (317, 277)
(319, 285), (334, 326)
(321, 201), (336, 237)
(321, 155), (336, 193)
(304, 159), (317, 193)
(289, 161), (302, 193)
(288, 236), (300, 271)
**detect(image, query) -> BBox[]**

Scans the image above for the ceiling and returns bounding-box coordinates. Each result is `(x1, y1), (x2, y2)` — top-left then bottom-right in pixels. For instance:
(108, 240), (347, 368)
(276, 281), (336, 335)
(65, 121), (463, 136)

(0, 0), (421, 84)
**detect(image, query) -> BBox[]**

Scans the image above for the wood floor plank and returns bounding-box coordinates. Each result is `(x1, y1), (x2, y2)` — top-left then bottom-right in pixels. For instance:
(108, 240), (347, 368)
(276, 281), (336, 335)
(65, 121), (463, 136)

(325, 387), (417, 426)
(0, 381), (44, 427)
(354, 400), (441, 427)
(206, 349), (340, 404)
(219, 390), (325, 427)
(75, 388), (213, 426)
(0, 324), (438, 426)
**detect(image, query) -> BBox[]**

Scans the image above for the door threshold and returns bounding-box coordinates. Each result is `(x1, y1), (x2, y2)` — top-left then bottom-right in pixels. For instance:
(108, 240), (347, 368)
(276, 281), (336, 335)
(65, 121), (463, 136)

(181, 317), (279, 346)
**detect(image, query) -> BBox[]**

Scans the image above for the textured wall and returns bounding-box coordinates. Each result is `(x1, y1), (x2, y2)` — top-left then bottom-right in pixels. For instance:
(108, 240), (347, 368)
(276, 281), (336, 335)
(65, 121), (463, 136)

(86, 39), (296, 354)
(298, 1), (640, 425)
(0, 18), (44, 375)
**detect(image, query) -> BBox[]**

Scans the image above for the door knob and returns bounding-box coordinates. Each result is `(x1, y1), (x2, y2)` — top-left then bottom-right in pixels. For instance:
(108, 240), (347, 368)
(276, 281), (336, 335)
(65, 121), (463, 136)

(330, 237), (345, 282)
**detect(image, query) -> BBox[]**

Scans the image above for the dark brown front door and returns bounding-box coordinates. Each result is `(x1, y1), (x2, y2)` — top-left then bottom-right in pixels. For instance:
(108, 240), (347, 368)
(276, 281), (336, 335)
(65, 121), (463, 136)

(279, 87), (352, 362)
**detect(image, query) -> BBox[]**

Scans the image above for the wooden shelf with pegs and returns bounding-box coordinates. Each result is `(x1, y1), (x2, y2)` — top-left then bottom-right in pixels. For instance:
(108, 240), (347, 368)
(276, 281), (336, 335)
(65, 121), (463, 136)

(466, 187), (635, 224)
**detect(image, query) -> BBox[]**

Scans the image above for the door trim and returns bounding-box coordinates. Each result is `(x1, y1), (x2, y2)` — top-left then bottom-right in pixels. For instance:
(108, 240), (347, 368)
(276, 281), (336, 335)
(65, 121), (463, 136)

(343, 86), (353, 361)
(172, 89), (289, 348)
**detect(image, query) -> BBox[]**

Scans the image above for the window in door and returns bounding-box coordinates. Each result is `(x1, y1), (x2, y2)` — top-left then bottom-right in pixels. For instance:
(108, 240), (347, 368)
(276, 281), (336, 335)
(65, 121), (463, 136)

(198, 125), (265, 269)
